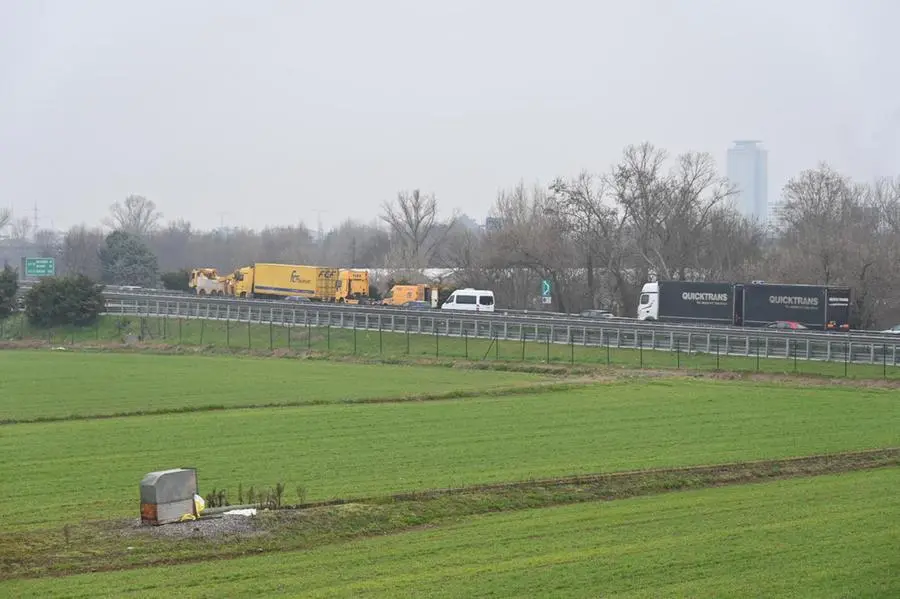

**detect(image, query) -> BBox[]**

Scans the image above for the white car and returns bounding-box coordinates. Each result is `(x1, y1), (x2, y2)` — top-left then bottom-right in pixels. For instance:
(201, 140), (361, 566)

(880, 324), (900, 334)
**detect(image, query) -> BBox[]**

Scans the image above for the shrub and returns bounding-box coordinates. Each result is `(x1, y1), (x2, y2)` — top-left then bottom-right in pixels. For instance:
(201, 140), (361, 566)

(0, 266), (17, 320)
(160, 269), (192, 292)
(25, 275), (105, 328)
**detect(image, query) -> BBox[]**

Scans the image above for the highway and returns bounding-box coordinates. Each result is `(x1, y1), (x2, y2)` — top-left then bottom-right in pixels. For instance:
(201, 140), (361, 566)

(98, 290), (900, 368)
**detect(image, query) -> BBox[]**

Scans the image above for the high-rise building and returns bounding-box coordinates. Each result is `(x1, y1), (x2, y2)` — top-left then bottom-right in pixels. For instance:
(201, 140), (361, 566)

(726, 140), (769, 225)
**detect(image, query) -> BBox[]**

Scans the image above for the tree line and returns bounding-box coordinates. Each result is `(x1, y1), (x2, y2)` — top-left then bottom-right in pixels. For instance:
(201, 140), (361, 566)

(7, 143), (899, 328)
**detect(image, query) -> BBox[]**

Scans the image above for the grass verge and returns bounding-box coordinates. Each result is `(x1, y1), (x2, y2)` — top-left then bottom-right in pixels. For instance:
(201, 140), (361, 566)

(2, 313), (898, 380)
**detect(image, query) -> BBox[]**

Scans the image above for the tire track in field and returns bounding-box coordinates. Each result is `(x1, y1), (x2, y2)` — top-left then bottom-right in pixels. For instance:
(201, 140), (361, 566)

(4, 448), (895, 581)
(0, 377), (630, 425)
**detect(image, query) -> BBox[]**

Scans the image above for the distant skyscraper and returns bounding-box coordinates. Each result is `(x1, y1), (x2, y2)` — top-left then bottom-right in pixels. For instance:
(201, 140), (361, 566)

(726, 140), (769, 225)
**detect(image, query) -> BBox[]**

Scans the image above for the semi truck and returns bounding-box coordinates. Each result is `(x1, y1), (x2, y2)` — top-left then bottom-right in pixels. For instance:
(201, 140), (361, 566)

(230, 263), (338, 300)
(190, 264), (371, 303)
(637, 280), (851, 331)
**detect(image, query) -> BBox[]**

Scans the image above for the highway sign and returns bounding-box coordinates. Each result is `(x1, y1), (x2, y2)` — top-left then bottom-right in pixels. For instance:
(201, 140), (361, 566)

(541, 279), (552, 297)
(541, 296), (552, 305)
(24, 257), (55, 277)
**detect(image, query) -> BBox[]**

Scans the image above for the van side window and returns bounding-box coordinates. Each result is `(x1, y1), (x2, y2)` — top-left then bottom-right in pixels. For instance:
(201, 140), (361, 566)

(457, 295), (477, 305)
(479, 295), (494, 306)
(640, 294), (650, 305)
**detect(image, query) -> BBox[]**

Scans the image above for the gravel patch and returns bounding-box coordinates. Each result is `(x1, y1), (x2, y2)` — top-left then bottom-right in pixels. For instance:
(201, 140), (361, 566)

(125, 513), (267, 539)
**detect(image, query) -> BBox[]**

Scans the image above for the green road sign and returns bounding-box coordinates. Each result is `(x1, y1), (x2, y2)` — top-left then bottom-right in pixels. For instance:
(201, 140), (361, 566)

(24, 257), (55, 277)
(541, 279), (552, 297)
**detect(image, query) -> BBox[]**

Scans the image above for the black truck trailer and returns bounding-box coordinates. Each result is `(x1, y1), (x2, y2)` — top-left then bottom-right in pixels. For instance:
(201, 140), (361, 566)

(639, 280), (851, 331)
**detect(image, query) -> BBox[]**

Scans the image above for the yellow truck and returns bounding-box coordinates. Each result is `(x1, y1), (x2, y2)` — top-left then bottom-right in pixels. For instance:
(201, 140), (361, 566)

(230, 263), (339, 300)
(336, 269), (370, 303)
(381, 284), (439, 307)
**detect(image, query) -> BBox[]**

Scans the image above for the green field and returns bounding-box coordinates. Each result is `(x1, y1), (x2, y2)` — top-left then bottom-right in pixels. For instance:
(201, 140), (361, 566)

(2, 371), (896, 528)
(3, 468), (896, 598)
(3, 313), (899, 379)
(0, 351), (547, 422)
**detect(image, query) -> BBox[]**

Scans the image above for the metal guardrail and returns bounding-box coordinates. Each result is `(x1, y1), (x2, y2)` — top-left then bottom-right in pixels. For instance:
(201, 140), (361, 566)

(104, 297), (900, 368)
(101, 290), (900, 342)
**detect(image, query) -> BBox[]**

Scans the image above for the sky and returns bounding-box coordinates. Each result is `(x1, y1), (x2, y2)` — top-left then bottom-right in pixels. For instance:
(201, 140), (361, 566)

(1, 0), (897, 233)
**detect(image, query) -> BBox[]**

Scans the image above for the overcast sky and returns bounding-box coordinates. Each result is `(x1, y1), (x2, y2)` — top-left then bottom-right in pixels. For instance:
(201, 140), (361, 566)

(1, 0), (897, 232)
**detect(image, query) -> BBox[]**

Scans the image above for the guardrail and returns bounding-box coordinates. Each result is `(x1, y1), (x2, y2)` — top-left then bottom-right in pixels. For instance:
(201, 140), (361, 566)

(104, 297), (900, 369)
(101, 290), (900, 342)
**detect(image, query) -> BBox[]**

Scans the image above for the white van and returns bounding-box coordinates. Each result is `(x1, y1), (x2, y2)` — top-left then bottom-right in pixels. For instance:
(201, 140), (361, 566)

(441, 288), (495, 312)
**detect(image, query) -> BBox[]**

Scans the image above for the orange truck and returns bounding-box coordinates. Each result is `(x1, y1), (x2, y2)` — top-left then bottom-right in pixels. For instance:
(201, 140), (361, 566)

(381, 284), (439, 307)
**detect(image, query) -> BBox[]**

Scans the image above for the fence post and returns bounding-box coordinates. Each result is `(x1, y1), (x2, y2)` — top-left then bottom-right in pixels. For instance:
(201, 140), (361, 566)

(379, 322), (383, 355)
(883, 343), (887, 379)
(287, 323), (291, 350)
(353, 322), (358, 355)
(179, 318), (183, 344)
(546, 333), (550, 363)
(496, 334), (500, 360)
(247, 319), (251, 350)
(226, 318), (230, 347)
(97, 320), (102, 340)
(639, 335), (643, 369)
(269, 320), (274, 350)
(844, 342), (849, 377)
(676, 337), (680, 369)
(715, 336), (720, 371)
(520, 330), (525, 361)
(200, 319), (205, 345)
(435, 327), (439, 359)
(327, 325), (331, 351)
(307, 320), (311, 351)
(756, 337), (760, 372)
(464, 329), (468, 360)
(792, 339), (797, 373)
(406, 326), (410, 355)
(570, 335), (574, 365)
(606, 334), (611, 366)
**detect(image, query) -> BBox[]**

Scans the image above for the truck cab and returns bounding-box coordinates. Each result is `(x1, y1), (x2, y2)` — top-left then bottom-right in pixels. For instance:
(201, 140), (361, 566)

(636, 283), (659, 320)
(231, 267), (254, 297)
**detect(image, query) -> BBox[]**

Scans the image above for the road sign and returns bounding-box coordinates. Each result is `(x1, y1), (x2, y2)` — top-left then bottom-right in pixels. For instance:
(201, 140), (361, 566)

(541, 279), (552, 297)
(541, 296), (552, 305)
(24, 257), (55, 277)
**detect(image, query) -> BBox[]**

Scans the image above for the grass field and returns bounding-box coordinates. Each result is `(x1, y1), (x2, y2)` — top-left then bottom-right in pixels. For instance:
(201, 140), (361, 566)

(2, 366), (896, 528)
(0, 351), (547, 422)
(3, 313), (899, 379)
(3, 467), (896, 598)
(1, 347), (896, 593)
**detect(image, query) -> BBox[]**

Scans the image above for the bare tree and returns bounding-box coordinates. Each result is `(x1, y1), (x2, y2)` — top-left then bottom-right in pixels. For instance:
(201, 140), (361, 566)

(0, 208), (10, 235)
(34, 229), (62, 258)
(61, 225), (105, 279)
(490, 182), (576, 312)
(550, 171), (630, 311)
(768, 164), (891, 327)
(380, 190), (457, 270)
(9, 217), (32, 240)
(106, 195), (162, 237)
